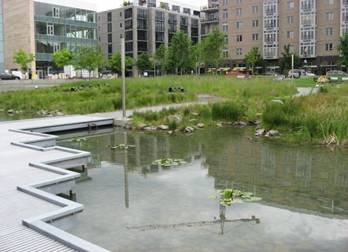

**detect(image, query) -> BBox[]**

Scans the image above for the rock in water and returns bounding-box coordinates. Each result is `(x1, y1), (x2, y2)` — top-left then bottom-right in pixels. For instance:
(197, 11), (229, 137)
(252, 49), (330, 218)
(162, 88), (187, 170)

(158, 124), (169, 130)
(196, 123), (205, 128)
(255, 128), (266, 137)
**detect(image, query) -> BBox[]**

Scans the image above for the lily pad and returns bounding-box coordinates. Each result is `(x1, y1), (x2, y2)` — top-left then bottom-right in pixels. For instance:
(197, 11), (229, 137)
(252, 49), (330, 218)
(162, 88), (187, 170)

(152, 158), (186, 167)
(218, 188), (262, 206)
(111, 144), (136, 150)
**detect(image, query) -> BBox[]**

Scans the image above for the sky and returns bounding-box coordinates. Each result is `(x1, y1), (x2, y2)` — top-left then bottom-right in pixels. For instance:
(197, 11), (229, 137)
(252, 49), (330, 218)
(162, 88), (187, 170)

(83, 0), (207, 11)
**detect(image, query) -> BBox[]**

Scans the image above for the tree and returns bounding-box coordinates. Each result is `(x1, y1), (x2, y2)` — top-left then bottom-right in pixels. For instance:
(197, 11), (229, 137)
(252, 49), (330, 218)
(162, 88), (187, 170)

(154, 44), (167, 75)
(192, 43), (203, 75)
(167, 31), (193, 74)
(244, 47), (262, 74)
(108, 52), (134, 74)
(73, 46), (104, 79)
(136, 52), (153, 74)
(13, 49), (35, 73)
(201, 30), (225, 68)
(53, 48), (73, 68)
(279, 45), (300, 74)
(338, 33), (348, 69)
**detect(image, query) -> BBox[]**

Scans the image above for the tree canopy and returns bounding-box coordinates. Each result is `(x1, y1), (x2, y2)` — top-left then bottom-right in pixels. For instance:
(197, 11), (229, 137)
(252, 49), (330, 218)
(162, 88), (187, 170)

(108, 52), (134, 74)
(201, 30), (225, 68)
(53, 48), (72, 68)
(244, 47), (262, 74)
(338, 33), (348, 69)
(13, 49), (35, 72)
(136, 52), (153, 73)
(167, 31), (193, 74)
(73, 46), (104, 77)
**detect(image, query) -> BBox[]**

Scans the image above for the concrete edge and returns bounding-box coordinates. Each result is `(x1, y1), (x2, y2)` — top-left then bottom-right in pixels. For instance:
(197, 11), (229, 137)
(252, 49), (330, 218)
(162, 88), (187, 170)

(9, 118), (113, 252)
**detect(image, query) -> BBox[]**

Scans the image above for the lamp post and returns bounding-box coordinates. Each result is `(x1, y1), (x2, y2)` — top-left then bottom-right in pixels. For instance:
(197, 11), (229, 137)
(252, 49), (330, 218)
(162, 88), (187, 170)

(121, 37), (126, 119)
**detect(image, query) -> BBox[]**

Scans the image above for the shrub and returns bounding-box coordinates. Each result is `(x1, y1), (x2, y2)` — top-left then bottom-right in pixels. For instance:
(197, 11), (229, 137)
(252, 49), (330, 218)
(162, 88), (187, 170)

(212, 102), (245, 121)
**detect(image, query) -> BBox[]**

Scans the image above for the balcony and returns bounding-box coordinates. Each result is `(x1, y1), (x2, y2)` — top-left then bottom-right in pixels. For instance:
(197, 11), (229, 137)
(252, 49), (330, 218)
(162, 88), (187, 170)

(201, 17), (219, 24)
(201, 5), (219, 12)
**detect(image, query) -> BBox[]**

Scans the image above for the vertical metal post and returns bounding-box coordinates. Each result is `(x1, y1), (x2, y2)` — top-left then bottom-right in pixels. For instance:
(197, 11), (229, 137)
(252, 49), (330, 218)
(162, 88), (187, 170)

(121, 37), (126, 119)
(291, 54), (294, 80)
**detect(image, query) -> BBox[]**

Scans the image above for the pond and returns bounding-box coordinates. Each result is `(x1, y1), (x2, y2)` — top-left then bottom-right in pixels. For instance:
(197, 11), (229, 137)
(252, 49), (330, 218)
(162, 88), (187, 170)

(54, 127), (348, 252)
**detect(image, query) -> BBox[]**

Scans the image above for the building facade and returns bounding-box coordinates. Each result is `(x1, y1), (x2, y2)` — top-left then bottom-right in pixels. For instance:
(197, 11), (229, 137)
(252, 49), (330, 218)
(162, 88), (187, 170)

(219, 0), (343, 71)
(3, 0), (97, 78)
(97, 1), (201, 75)
(0, 0), (4, 73)
(201, 0), (219, 38)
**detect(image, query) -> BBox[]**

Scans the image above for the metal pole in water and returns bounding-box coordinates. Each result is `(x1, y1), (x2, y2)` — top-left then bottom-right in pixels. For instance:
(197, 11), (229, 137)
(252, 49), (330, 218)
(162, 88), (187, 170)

(121, 37), (126, 119)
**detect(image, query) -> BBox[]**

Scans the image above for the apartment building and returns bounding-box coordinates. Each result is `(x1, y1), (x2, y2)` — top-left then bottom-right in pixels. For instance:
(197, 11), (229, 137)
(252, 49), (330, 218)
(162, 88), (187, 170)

(97, 1), (201, 75)
(0, 0), (4, 73)
(220, 0), (343, 71)
(201, 0), (219, 38)
(3, 0), (97, 78)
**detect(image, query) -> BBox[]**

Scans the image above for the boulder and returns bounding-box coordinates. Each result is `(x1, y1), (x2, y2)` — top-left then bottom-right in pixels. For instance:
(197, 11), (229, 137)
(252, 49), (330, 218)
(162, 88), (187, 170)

(168, 115), (182, 124)
(138, 123), (147, 130)
(196, 123), (205, 128)
(216, 122), (223, 128)
(158, 124), (169, 130)
(144, 126), (156, 131)
(266, 129), (280, 137)
(7, 109), (15, 115)
(255, 128), (266, 137)
(233, 121), (247, 128)
(184, 126), (195, 133)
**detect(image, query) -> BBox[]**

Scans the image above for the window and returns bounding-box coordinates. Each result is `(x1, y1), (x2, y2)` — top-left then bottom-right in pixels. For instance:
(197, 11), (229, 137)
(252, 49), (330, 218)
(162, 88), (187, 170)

(108, 44), (112, 54)
(326, 27), (333, 36)
(236, 0), (242, 4)
(236, 35), (243, 42)
(236, 8), (242, 16)
(287, 31), (294, 39)
(252, 6), (258, 14)
(53, 7), (60, 18)
(288, 0), (294, 9)
(223, 0), (229, 6)
(53, 43), (60, 53)
(107, 23), (112, 33)
(326, 0), (334, 4)
(223, 11), (228, 21)
(223, 49), (229, 58)
(236, 21), (243, 29)
(108, 34), (112, 43)
(252, 20), (259, 27)
(107, 12), (112, 22)
(222, 24), (228, 33)
(252, 33), (259, 41)
(236, 48), (242, 56)
(326, 12), (334, 21)
(47, 24), (54, 36)
(325, 43), (333, 51)
(287, 16), (294, 24)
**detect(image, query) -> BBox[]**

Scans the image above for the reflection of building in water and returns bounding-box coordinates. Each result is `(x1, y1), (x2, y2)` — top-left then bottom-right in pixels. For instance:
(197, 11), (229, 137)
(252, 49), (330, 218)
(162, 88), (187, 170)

(202, 130), (348, 216)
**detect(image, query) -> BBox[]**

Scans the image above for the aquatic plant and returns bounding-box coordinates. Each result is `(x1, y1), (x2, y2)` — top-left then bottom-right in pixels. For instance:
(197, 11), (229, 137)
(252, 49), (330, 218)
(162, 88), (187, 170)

(111, 144), (136, 150)
(218, 189), (262, 207)
(152, 158), (186, 167)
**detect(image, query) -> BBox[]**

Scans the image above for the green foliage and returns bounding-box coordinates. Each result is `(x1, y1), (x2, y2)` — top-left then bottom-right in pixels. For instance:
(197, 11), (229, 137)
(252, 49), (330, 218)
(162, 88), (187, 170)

(244, 47), (262, 74)
(136, 52), (153, 72)
(279, 45), (301, 75)
(154, 44), (167, 73)
(262, 99), (301, 128)
(201, 30), (225, 68)
(219, 189), (262, 207)
(73, 46), (104, 75)
(108, 52), (134, 74)
(338, 33), (348, 68)
(111, 144), (135, 150)
(212, 102), (245, 121)
(152, 158), (186, 167)
(13, 49), (35, 72)
(53, 48), (72, 68)
(167, 31), (193, 74)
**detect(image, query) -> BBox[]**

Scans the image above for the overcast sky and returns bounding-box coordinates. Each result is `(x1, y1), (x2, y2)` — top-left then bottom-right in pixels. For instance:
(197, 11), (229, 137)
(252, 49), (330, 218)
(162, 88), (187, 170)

(83, 0), (207, 11)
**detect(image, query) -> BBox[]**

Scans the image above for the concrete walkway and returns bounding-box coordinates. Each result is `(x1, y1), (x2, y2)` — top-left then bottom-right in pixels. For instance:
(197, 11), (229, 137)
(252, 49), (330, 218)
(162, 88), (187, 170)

(0, 99), (219, 251)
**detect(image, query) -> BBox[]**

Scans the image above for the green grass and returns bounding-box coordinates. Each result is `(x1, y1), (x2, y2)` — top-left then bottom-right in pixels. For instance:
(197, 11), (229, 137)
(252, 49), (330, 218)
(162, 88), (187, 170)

(2, 75), (348, 145)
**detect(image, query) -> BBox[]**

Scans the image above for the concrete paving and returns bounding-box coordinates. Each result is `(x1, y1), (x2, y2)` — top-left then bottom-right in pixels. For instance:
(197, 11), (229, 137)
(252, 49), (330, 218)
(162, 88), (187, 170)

(0, 115), (114, 251)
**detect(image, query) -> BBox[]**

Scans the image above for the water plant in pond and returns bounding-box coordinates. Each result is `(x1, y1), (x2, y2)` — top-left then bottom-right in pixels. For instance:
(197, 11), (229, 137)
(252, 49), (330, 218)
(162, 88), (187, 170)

(218, 189), (262, 206)
(73, 137), (87, 142)
(152, 158), (186, 167)
(111, 144), (136, 150)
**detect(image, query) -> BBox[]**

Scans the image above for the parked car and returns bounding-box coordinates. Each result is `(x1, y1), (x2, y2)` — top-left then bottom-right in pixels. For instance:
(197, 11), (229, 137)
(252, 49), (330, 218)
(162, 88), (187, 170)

(288, 69), (306, 78)
(0, 72), (21, 80)
(326, 70), (348, 77)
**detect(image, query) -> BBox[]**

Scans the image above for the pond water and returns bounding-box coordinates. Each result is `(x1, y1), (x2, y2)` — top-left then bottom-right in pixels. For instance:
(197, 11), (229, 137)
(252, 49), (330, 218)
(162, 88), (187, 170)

(54, 127), (348, 252)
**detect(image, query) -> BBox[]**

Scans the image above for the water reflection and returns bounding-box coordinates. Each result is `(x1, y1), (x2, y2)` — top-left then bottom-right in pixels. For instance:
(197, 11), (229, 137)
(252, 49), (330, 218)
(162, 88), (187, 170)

(59, 127), (348, 217)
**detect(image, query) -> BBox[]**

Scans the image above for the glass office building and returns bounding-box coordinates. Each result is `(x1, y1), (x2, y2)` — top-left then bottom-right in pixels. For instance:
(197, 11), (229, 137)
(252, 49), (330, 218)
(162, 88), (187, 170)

(34, 1), (97, 77)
